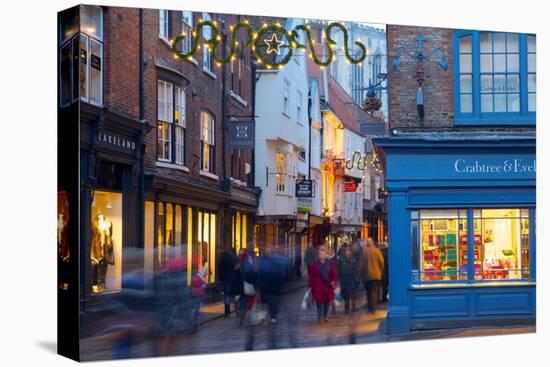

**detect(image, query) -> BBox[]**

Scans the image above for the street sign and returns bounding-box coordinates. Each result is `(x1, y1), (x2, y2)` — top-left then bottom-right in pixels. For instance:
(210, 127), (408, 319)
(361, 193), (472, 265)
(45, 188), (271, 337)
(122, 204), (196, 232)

(228, 121), (255, 149)
(295, 179), (313, 197)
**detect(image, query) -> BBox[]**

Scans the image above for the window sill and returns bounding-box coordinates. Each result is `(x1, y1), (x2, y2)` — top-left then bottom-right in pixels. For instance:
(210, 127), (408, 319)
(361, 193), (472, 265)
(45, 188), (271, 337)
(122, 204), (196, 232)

(203, 67), (217, 79)
(185, 56), (199, 66)
(230, 177), (248, 187)
(455, 115), (536, 126)
(200, 170), (219, 180)
(282, 111), (291, 119)
(156, 161), (190, 172)
(410, 281), (536, 290)
(159, 36), (173, 49)
(230, 91), (248, 107)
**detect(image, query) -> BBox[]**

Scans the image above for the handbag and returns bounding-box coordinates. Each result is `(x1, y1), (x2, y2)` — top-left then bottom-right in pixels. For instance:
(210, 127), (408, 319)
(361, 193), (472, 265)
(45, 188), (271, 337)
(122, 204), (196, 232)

(248, 302), (267, 326)
(243, 281), (256, 296)
(301, 289), (312, 311)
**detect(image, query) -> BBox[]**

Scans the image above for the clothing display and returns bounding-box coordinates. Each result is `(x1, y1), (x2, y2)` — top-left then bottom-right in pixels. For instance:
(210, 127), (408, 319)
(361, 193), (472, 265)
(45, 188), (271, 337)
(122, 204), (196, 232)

(58, 212), (70, 290)
(91, 214), (115, 292)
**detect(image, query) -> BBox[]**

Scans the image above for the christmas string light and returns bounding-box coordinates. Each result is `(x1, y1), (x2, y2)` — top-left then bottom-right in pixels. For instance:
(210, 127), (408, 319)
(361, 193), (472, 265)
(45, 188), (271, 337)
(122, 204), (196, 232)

(171, 20), (368, 68)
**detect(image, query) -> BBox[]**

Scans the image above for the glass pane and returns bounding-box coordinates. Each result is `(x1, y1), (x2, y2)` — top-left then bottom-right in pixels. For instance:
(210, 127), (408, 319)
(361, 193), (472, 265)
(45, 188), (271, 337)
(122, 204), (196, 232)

(60, 43), (72, 105)
(506, 74), (519, 93)
(528, 54), (536, 73)
(89, 39), (102, 105)
(493, 32), (505, 52)
(459, 35), (472, 53)
(480, 32), (492, 53)
(493, 54), (505, 73)
(59, 9), (78, 43)
(175, 205), (182, 246)
(411, 220), (420, 283)
(494, 94), (506, 112)
(166, 203), (174, 256)
(480, 75), (493, 93)
(528, 93), (536, 112)
(79, 36), (88, 100)
(507, 53), (519, 72)
(528, 74), (536, 93)
(494, 74), (506, 93)
(507, 93), (520, 112)
(480, 54), (492, 73)
(81, 5), (103, 40)
(418, 209), (461, 281)
(507, 33), (519, 52)
(527, 35), (536, 53)
(460, 94), (472, 113)
(482, 208), (521, 218)
(481, 94), (493, 112)
(459, 75), (472, 93)
(459, 54), (471, 73)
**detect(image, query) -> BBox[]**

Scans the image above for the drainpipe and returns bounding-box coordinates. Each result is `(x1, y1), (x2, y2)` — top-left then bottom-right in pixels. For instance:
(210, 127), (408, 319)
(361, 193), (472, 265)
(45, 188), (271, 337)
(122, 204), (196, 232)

(138, 8), (145, 252)
(221, 20), (227, 181)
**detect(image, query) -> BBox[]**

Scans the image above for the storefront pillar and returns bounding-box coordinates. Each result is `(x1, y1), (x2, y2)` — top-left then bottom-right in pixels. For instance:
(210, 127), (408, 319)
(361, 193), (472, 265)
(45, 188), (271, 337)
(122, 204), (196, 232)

(386, 188), (410, 334)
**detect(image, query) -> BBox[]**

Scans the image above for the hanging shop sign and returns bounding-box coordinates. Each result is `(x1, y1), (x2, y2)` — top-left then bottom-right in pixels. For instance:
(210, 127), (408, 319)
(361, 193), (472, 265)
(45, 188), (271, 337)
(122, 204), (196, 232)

(333, 159), (346, 176)
(171, 20), (367, 69)
(343, 179), (359, 192)
(97, 131), (136, 152)
(228, 121), (255, 149)
(295, 179), (313, 198)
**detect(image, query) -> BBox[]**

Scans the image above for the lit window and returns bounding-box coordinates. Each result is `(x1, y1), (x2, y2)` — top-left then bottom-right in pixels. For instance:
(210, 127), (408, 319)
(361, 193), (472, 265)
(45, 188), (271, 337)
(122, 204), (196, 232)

(276, 152), (286, 193)
(157, 80), (173, 162)
(175, 86), (186, 165)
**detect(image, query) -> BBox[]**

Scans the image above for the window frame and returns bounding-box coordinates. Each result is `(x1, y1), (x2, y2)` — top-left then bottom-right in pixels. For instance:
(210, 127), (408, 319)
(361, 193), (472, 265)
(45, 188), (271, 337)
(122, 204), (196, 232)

(202, 12), (215, 73)
(180, 11), (193, 53)
(159, 9), (170, 41)
(156, 80), (187, 166)
(453, 30), (535, 126)
(200, 111), (216, 173)
(411, 207), (535, 285)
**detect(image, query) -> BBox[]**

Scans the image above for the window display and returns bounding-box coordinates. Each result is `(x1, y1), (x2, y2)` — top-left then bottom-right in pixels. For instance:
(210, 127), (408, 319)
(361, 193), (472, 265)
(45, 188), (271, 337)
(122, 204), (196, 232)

(474, 208), (530, 280)
(58, 192), (70, 290)
(90, 191), (122, 293)
(412, 209), (467, 282)
(232, 212), (248, 253)
(197, 210), (216, 283)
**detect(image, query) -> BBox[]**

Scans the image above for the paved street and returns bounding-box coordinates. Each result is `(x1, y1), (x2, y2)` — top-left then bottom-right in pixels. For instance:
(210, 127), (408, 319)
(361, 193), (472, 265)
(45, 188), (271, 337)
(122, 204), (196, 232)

(80, 282), (534, 361)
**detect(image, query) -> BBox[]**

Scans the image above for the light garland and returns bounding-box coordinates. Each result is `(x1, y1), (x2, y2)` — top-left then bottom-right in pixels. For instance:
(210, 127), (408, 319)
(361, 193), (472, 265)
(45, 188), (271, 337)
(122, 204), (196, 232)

(171, 20), (368, 68)
(344, 150), (383, 174)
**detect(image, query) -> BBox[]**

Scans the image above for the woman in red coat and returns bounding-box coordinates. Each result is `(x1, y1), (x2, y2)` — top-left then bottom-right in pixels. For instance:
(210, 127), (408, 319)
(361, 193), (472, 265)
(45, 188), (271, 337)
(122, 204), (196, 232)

(308, 245), (337, 322)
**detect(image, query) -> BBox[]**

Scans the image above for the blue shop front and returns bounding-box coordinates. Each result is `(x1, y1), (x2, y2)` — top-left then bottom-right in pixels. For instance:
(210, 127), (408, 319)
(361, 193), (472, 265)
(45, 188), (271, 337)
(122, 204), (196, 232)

(373, 133), (536, 334)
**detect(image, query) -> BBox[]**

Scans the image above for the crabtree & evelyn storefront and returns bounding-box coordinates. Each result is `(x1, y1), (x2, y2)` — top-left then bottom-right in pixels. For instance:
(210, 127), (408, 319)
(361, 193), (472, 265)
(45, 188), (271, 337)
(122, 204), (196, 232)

(374, 133), (536, 333)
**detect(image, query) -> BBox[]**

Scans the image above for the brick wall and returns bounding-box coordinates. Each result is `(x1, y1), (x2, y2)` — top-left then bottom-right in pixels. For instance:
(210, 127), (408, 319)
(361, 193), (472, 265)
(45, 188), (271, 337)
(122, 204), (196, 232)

(387, 25), (454, 130)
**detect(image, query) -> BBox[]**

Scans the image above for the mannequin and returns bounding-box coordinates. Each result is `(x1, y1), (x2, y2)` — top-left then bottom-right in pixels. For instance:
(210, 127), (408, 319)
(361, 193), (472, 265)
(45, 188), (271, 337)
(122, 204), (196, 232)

(58, 213), (70, 290)
(91, 214), (114, 292)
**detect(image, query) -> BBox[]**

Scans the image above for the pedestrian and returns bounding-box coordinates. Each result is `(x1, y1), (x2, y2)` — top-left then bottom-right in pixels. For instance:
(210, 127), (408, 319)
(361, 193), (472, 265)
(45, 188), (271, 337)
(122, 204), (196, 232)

(258, 250), (287, 324)
(379, 242), (389, 303)
(359, 237), (385, 313)
(190, 267), (207, 331)
(337, 242), (349, 260)
(219, 249), (239, 318)
(237, 249), (257, 326)
(304, 243), (318, 275)
(337, 247), (360, 313)
(308, 245), (337, 322)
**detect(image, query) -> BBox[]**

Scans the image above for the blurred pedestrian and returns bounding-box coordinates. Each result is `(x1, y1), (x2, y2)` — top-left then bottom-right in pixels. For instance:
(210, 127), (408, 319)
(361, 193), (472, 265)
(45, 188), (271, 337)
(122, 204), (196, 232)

(258, 250), (287, 324)
(379, 242), (389, 303)
(219, 249), (239, 318)
(337, 247), (360, 313)
(190, 267), (207, 331)
(237, 249), (257, 326)
(304, 243), (318, 275)
(359, 238), (385, 313)
(308, 245), (337, 322)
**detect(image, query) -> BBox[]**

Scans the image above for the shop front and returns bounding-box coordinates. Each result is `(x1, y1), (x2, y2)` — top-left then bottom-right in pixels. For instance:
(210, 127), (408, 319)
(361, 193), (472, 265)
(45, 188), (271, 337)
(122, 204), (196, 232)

(144, 176), (229, 302)
(374, 134), (536, 334)
(80, 104), (147, 302)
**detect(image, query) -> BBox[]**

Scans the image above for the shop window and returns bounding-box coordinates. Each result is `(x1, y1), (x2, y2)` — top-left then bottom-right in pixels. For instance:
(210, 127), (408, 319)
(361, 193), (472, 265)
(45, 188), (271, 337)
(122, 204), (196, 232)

(90, 191), (122, 293)
(187, 207), (193, 285)
(411, 209), (468, 282)
(157, 202), (165, 266)
(144, 201), (155, 279)
(232, 212), (248, 253)
(474, 208), (530, 280)
(197, 210), (217, 283)
(454, 31), (535, 125)
(58, 192), (70, 290)
(200, 111), (215, 173)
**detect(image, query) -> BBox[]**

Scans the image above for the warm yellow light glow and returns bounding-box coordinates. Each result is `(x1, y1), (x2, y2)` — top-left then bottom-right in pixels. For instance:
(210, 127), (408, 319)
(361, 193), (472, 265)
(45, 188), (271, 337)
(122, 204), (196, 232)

(244, 19), (249, 24)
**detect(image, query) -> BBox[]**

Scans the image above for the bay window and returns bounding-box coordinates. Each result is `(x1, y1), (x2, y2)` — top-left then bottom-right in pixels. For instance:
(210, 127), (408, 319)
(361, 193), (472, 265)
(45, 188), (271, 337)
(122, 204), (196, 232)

(59, 5), (103, 107)
(200, 111), (215, 173)
(412, 208), (533, 283)
(454, 31), (535, 125)
(157, 80), (187, 165)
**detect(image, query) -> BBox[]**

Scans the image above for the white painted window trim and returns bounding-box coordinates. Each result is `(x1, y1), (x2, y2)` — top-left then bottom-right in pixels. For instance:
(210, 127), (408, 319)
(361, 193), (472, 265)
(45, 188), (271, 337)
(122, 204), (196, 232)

(156, 161), (190, 172)
(200, 170), (219, 180)
(230, 90), (248, 107)
(203, 66), (217, 79)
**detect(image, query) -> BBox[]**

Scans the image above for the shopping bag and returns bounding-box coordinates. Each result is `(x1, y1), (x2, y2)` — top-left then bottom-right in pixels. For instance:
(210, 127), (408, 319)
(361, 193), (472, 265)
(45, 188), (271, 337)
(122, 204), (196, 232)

(249, 303), (268, 326)
(301, 289), (312, 311)
(243, 281), (256, 296)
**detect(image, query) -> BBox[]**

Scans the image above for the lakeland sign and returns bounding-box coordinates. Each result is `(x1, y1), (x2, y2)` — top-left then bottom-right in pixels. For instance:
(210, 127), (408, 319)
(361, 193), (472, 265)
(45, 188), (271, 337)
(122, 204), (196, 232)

(454, 158), (536, 174)
(97, 131), (136, 152)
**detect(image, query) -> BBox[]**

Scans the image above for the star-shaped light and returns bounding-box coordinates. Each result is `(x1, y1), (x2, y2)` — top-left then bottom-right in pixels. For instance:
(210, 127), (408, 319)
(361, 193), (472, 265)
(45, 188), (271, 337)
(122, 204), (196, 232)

(264, 33), (284, 55)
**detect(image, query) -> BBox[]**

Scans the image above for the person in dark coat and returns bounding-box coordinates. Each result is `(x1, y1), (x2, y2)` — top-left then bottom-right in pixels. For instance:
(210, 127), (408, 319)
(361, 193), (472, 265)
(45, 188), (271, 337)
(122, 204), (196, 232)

(303, 244), (318, 274)
(337, 247), (360, 313)
(257, 251), (287, 324)
(308, 246), (337, 322)
(219, 249), (239, 318)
